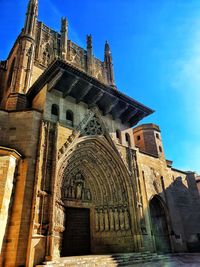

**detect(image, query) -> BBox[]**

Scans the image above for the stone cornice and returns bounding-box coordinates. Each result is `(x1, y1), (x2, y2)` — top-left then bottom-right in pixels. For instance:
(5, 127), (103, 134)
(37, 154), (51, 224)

(27, 59), (154, 127)
(0, 146), (22, 160)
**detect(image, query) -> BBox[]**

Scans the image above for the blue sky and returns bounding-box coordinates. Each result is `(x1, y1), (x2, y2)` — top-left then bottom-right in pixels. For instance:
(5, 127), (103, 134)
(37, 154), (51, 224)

(0, 0), (200, 173)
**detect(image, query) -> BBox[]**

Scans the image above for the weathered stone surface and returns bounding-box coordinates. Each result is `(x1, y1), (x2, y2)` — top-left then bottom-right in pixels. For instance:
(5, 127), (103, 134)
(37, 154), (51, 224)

(0, 1), (200, 267)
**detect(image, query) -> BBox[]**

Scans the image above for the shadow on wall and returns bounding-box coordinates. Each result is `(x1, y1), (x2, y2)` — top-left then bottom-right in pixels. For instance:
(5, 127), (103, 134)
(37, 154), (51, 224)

(141, 174), (200, 253)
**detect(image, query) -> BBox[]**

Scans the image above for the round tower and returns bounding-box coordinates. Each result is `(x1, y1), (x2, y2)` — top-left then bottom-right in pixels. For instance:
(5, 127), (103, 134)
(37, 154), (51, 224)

(133, 123), (164, 158)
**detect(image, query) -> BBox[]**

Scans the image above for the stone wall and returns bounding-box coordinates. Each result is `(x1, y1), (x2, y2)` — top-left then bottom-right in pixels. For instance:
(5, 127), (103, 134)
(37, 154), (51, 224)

(0, 110), (41, 266)
(0, 154), (18, 254)
(32, 88), (135, 147)
(136, 149), (200, 252)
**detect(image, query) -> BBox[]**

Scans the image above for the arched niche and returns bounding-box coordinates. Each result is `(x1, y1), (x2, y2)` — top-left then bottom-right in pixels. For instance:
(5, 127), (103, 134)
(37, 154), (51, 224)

(149, 195), (171, 253)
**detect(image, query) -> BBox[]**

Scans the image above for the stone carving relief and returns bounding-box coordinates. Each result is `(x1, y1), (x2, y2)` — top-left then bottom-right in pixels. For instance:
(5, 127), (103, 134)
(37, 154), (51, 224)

(81, 116), (104, 136)
(93, 58), (104, 82)
(95, 205), (130, 232)
(151, 168), (162, 194)
(69, 42), (86, 70)
(62, 172), (92, 202)
(54, 204), (65, 233)
(58, 110), (94, 160)
(58, 108), (108, 160)
(42, 43), (51, 66)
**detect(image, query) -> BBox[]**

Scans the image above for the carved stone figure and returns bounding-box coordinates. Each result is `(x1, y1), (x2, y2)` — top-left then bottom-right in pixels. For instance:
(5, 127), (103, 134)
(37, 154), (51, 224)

(109, 208), (114, 231)
(104, 209), (109, 231)
(62, 172), (92, 202)
(95, 209), (100, 232)
(114, 207), (120, 231)
(99, 209), (104, 232)
(124, 207), (130, 230)
(119, 208), (125, 231)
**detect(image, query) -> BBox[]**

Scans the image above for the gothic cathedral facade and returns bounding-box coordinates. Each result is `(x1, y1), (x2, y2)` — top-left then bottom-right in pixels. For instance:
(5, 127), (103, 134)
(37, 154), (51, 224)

(0, 1), (200, 266)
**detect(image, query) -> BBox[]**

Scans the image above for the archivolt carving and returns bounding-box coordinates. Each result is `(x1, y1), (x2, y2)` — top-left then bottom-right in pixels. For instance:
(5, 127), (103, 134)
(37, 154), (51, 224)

(58, 137), (129, 207)
(56, 109), (135, 234)
(57, 136), (133, 211)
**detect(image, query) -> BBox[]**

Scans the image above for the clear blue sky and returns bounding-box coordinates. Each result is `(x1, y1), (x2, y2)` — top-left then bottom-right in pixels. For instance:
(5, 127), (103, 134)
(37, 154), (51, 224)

(0, 0), (200, 173)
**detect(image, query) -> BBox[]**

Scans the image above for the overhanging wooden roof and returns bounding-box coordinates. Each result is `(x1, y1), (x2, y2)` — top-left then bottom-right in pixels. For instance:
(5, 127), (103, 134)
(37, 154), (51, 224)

(27, 59), (154, 127)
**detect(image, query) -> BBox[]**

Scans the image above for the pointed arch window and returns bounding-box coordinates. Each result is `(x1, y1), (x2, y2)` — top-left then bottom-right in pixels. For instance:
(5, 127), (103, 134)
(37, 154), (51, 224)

(66, 110), (74, 126)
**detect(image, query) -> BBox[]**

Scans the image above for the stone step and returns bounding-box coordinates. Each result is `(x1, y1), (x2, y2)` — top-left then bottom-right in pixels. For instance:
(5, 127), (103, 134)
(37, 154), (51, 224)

(37, 252), (170, 267)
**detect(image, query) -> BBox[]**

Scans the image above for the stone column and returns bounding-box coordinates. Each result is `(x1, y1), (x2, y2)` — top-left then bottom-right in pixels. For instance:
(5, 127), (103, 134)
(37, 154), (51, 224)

(0, 148), (21, 254)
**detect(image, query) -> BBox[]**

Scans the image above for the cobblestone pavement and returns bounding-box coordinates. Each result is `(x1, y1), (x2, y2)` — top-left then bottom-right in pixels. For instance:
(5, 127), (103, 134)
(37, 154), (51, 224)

(131, 254), (200, 267)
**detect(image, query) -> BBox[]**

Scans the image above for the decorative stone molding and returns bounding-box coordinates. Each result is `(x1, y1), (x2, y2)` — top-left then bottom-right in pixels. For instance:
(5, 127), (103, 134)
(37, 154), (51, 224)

(81, 116), (104, 136)
(54, 204), (65, 233)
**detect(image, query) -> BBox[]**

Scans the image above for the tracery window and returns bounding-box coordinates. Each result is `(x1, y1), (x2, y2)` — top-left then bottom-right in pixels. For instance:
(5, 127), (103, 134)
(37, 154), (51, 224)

(82, 116), (103, 136)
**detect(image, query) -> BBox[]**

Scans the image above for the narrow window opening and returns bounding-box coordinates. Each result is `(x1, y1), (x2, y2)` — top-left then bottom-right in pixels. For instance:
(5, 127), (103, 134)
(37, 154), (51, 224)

(66, 110), (74, 126)
(125, 133), (131, 146)
(159, 146), (163, 153)
(116, 129), (120, 140)
(137, 135), (141, 141)
(51, 104), (59, 121)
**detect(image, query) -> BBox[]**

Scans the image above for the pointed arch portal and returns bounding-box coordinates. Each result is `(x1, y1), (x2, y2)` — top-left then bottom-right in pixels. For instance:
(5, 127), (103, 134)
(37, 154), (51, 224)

(56, 135), (135, 255)
(149, 196), (171, 253)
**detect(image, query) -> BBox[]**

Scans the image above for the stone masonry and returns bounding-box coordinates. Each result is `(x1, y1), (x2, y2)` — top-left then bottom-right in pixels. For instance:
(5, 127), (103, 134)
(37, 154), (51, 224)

(0, 1), (200, 266)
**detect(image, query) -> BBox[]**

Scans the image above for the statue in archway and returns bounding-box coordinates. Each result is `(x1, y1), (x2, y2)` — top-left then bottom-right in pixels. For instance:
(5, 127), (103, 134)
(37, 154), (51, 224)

(62, 172), (92, 202)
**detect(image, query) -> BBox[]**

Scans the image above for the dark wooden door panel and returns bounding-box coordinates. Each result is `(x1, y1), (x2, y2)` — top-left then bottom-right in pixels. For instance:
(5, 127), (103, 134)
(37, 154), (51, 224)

(61, 208), (91, 256)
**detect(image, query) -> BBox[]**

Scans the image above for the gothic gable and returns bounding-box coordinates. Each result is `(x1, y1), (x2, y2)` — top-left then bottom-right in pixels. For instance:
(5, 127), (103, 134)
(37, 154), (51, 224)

(58, 106), (116, 161)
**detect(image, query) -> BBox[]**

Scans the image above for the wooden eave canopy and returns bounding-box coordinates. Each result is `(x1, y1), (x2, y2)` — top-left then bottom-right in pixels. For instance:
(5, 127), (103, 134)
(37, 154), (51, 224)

(27, 59), (154, 127)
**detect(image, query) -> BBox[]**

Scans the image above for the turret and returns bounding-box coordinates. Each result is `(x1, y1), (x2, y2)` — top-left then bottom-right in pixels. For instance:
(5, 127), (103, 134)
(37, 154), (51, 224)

(86, 34), (93, 75)
(104, 41), (115, 87)
(133, 124), (165, 158)
(60, 17), (68, 60)
(24, 0), (38, 38)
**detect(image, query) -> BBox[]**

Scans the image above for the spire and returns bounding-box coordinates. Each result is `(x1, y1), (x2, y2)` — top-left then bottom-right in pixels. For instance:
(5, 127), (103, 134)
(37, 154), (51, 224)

(24, 0), (38, 38)
(11, 0), (38, 95)
(105, 40), (111, 55)
(86, 34), (93, 75)
(104, 41), (115, 87)
(87, 34), (93, 50)
(60, 17), (68, 60)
